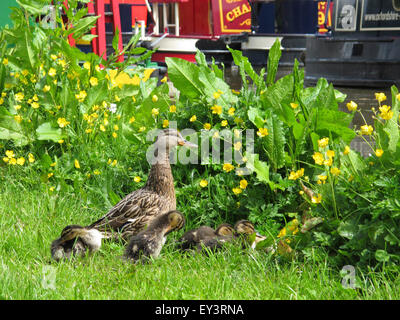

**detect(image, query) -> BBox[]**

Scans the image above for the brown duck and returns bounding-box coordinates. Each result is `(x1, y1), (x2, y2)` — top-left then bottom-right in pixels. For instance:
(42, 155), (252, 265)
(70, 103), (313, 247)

(50, 129), (197, 260)
(234, 220), (267, 249)
(124, 210), (185, 262)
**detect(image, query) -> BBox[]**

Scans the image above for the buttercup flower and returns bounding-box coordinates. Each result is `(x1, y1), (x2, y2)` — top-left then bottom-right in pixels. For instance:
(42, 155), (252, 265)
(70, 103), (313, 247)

(288, 168), (304, 180)
(199, 179), (208, 188)
(151, 108), (159, 116)
(31, 102), (39, 109)
(190, 115), (197, 122)
(57, 117), (70, 128)
(343, 145), (350, 155)
(14, 115), (22, 123)
(330, 167), (340, 176)
(232, 187), (242, 195)
(379, 105), (393, 120)
(75, 90), (87, 102)
(318, 137), (329, 148)
(152, 95), (158, 103)
(169, 105), (176, 113)
(234, 142), (242, 151)
(83, 61), (91, 70)
(28, 153), (35, 163)
(90, 77), (98, 86)
(311, 194), (322, 204)
(223, 163), (235, 172)
(213, 92), (221, 99)
(228, 107), (235, 116)
(74, 159), (80, 169)
(221, 120), (228, 127)
(161, 76), (168, 83)
(15, 92), (24, 102)
(211, 105), (222, 115)
(326, 150), (335, 158)
(48, 68), (56, 77)
(134, 176), (141, 183)
(257, 128), (268, 137)
(162, 119), (169, 128)
(239, 179), (248, 189)
(203, 123), (211, 130)
(129, 116), (135, 124)
(43, 85), (51, 92)
(360, 125), (373, 135)
(312, 152), (324, 165)
(375, 92), (387, 103)
(375, 149), (384, 157)
(290, 102), (299, 109)
(346, 101), (358, 112)
(2, 58), (8, 65)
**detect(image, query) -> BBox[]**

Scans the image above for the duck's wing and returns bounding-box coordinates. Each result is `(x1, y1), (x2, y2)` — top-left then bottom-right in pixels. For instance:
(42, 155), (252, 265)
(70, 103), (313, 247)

(87, 189), (171, 234)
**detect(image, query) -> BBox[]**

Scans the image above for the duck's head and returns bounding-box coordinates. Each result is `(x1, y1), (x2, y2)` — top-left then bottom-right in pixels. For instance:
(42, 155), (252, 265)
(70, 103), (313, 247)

(234, 220), (266, 245)
(154, 129), (198, 152)
(215, 223), (234, 236)
(164, 210), (186, 235)
(60, 225), (87, 242)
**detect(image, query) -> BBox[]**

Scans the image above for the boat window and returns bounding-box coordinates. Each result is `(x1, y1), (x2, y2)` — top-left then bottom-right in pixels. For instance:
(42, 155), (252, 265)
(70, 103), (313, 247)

(152, 3), (180, 36)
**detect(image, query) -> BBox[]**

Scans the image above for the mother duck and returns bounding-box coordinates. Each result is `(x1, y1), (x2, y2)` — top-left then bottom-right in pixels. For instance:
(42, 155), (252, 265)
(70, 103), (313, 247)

(51, 129), (197, 260)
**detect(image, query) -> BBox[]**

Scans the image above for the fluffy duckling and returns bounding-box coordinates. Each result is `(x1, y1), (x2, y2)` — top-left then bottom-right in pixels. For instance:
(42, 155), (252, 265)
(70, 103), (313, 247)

(51, 225), (103, 261)
(124, 210), (185, 262)
(234, 220), (267, 249)
(178, 223), (234, 251)
(195, 223), (235, 252)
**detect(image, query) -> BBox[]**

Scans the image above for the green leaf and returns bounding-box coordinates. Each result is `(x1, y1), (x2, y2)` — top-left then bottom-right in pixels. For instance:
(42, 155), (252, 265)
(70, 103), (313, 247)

(36, 122), (65, 142)
(338, 220), (358, 239)
(264, 115), (286, 170)
(195, 50), (208, 68)
(165, 57), (203, 99)
(384, 86), (400, 153)
(228, 47), (259, 84)
(248, 107), (265, 128)
(112, 27), (120, 53)
(375, 249), (390, 262)
(66, 16), (99, 40)
(266, 38), (282, 86)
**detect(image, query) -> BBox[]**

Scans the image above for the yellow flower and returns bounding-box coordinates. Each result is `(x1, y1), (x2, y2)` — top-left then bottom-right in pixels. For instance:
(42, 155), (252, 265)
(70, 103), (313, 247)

(16, 157), (25, 166)
(113, 125), (119, 131)
(277, 227), (287, 238)
(190, 115), (197, 122)
(138, 126), (146, 132)
(239, 179), (248, 189)
(317, 174), (327, 184)
(211, 105), (222, 115)
(396, 93), (400, 101)
(93, 169), (101, 175)
(6, 150), (15, 158)
(379, 105), (393, 120)
(151, 108), (159, 116)
(213, 92), (221, 99)
(14, 115), (22, 123)
(312, 152), (324, 165)
(326, 150), (335, 158)
(199, 179), (208, 188)
(375, 149), (384, 157)
(162, 119), (169, 128)
(103, 118), (109, 126)
(375, 92), (387, 103)
(344, 145), (350, 155)
(330, 167), (340, 176)
(318, 137), (329, 148)
(360, 125), (373, 135)
(57, 118), (70, 128)
(43, 85), (51, 92)
(111, 159), (117, 166)
(3, 157), (9, 163)
(134, 176), (141, 183)
(58, 139), (64, 144)
(288, 168), (304, 180)
(49, 186), (55, 192)
(290, 102), (299, 109)
(223, 163), (235, 172)
(346, 101), (358, 112)
(257, 127), (268, 137)
(51, 54), (58, 61)
(31, 102), (39, 109)
(48, 172), (54, 178)
(100, 124), (106, 132)
(169, 105), (176, 113)
(95, 65), (101, 72)
(221, 120), (228, 127)
(58, 59), (67, 69)
(152, 95), (158, 103)
(232, 187), (242, 195)
(161, 76), (168, 83)
(311, 194), (322, 204)
(74, 159), (80, 169)
(234, 141), (242, 151)
(132, 96), (136, 103)
(324, 157), (333, 166)
(83, 61), (91, 70)
(204, 123), (211, 130)
(9, 158), (17, 165)
(48, 68), (56, 77)
(90, 77), (98, 86)
(129, 116), (135, 124)
(15, 92), (24, 102)
(28, 153), (35, 163)
(2, 57), (8, 65)
(228, 107), (235, 116)
(232, 89), (240, 95)
(112, 132), (118, 138)
(50, 162), (56, 167)
(32, 94), (39, 102)
(75, 90), (87, 102)
(15, 105), (22, 110)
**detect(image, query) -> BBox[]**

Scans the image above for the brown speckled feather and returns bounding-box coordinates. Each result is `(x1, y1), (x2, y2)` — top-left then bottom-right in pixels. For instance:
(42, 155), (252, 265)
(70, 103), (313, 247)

(87, 162), (176, 240)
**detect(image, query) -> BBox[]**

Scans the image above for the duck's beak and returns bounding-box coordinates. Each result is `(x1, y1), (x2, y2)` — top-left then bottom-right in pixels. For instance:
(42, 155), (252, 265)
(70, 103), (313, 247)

(255, 232), (267, 244)
(178, 139), (198, 148)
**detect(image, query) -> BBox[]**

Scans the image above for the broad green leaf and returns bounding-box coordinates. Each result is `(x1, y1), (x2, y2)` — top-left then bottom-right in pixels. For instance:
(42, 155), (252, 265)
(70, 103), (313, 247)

(166, 57), (203, 99)
(36, 122), (65, 142)
(375, 249), (390, 262)
(112, 27), (120, 53)
(247, 107), (265, 128)
(384, 86), (400, 153)
(264, 115), (286, 170)
(66, 16), (99, 40)
(266, 38), (282, 86)
(195, 50), (208, 68)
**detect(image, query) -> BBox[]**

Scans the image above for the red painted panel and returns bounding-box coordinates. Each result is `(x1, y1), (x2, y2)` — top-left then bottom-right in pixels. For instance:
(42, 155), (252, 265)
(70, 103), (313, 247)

(152, 52), (196, 63)
(179, 0), (211, 36)
(211, 0), (251, 35)
(131, 0), (148, 27)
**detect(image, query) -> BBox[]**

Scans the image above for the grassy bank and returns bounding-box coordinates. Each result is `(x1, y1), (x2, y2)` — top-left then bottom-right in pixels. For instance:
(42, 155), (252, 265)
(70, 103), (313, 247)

(1, 179), (399, 300)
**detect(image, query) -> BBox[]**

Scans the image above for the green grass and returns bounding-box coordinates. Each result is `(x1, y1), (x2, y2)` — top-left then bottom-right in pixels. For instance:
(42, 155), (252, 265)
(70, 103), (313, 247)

(1, 179), (399, 300)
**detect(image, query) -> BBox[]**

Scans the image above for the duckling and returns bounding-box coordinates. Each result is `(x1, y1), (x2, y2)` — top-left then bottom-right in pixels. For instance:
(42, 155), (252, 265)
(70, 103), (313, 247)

(178, 223), (234, 251)
(234, 220), (267, 249)
(50, 225), (103, 261)
(124, 210), (185, 262)
(195, 223), (235, 252)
